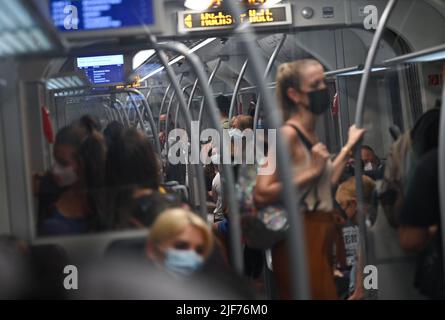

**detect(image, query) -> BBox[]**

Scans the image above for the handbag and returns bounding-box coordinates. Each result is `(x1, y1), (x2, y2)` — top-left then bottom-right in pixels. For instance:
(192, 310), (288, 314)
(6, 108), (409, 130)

(240, 124), (320, 250)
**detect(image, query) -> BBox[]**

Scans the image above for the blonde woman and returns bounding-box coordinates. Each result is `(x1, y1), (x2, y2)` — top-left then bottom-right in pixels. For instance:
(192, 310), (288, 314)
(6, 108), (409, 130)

(254, 59), (366, 299)
(146, 209), (214, 276)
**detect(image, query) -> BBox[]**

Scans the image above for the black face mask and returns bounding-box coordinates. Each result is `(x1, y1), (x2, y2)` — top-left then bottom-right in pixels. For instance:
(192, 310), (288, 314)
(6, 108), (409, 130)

(307, 88), (330, 115)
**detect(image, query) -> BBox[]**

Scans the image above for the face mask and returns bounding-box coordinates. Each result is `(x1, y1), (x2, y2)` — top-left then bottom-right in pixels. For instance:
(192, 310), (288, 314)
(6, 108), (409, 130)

(228, 128), (243, 140)
(52, 162), (78, 187)
(164, 248), (204, 277)
(307, 88), (330, 115)
(364, 162), (374, 172)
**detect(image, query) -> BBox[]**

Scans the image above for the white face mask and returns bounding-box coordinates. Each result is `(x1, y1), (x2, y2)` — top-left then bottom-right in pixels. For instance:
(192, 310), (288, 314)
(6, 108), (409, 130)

(52, 162), (78, 187)
(364, 162), (374, 172)
(228, 128), (243, 140)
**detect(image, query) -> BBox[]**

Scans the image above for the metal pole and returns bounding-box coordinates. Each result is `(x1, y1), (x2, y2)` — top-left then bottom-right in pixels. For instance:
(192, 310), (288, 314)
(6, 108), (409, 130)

(254, 34), (287, 131)
(438, 71), (445, 283)
(187, 78), (200, 113)
(125, 88), (162, 156)
(353, 0), (397, 278)
(226, 0), (309, 299)
(115, 99), (131, 128)
(198, 57), (223, 133)
(165, 74), (184, 157)
(229, 59), (249, 120)
(155, 41), (244, 274)
(158, 83), (173, 130)
(175, 84), (194, 131)
(153, 46), (208, 221)
(111, 103), (125, 125)
(126, 92), (146, 130)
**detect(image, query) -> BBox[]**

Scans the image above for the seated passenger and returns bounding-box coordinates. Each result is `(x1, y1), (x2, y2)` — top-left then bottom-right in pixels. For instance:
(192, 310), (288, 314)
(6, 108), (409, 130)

(335, 175), (376, 300)
(145, 209), (214, 277)
(0, 235), (30, 299)
(361, 145), (384, 180)
(105, 128), (162, 229)
(39, 116), (106, 236)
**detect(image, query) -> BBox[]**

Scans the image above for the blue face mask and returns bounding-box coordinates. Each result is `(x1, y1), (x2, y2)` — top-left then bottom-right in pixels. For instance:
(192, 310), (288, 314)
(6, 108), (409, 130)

(164, 249), (204, 276)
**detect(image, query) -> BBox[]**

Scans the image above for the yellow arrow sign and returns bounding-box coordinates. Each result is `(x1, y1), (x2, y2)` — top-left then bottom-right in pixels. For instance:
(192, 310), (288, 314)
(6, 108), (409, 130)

(184, 15), (193, 28)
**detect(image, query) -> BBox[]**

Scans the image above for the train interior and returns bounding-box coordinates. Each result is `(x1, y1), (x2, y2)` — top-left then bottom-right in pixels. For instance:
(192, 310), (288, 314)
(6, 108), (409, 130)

(0, 0), (444, 300)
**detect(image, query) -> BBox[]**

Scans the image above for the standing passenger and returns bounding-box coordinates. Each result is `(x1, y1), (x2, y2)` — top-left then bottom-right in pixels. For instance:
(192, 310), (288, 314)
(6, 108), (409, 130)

(254, 59), (366, 299)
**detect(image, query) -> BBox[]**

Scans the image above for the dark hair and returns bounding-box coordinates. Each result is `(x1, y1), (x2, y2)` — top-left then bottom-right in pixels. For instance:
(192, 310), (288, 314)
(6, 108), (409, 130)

(131, 192), (183, 228)
(231, 115), (254, 131)
(216, 95), (231, 117)
(361, 145), (375, 154)
(106, 128), (161, 228)
(107, 128), (160, 190)
(103, 121), (124, 148)
(54, 115), (107, 227)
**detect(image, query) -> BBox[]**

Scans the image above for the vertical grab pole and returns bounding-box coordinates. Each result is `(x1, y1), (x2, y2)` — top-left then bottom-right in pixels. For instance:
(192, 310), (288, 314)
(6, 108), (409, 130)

(165, 74), (184, 157)
(229, 59), (249, 120)
(111, 103), (125, 125)
(254, 34), (287, 131)
(156, 42), (244, 274)
(125, 89), (162, 156)
(198, 57), (223, 133)
(126, 92), (146, 130)
(175, 84), (194, 130)
(226, 0), (309, 299)
(353, 0), (398, 280)
(187, 78), (200, 115)
(158, 83), (173, 131)
(438, 68), (445, 283)
(154, 45), (208, 220)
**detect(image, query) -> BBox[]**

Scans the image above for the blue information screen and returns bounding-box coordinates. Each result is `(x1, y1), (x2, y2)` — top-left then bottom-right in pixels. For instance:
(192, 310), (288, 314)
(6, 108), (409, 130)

(77, 55), (125, 85)
(50, 0), (155, 32)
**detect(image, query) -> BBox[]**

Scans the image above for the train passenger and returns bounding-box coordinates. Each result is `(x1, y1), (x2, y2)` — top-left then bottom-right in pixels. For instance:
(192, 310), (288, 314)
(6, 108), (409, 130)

(0, 235), (30, 299)
(335, 175), (376, 300)
(254, 59), (366, 299)
(105, 128), (161, 229)
(146, 209), (214, 277)
(211, 149), (224, 222)
(38, 116), (106, 236)
(361, 145), (384, 180)
(103, 120), (124, 149)
(216, 94), (231, 129)
(398, 149), (444, 299)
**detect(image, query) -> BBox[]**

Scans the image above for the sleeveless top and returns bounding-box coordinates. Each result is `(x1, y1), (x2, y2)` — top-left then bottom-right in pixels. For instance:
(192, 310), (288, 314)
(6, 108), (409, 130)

(286, 124), (334, 212)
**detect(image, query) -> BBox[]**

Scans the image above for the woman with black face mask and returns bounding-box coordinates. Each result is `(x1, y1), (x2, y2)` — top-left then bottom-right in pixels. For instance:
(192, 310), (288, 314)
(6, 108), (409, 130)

(254, 59), (366, 299)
